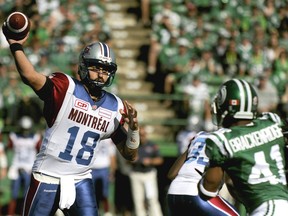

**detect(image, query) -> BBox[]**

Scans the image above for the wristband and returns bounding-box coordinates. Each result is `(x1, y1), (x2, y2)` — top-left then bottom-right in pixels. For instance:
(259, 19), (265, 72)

(126, 128), (140, 149)
(199, 179), (218, 198)
(10, 43), (23, 53)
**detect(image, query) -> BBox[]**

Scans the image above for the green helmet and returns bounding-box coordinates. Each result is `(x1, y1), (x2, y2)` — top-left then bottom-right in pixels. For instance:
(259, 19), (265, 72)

(211, 79), (258, 127)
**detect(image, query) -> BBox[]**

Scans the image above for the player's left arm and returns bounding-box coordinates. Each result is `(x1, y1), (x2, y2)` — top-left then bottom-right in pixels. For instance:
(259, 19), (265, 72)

(167, 149), (188, 180)
(112, 100), (139, 161)
(6, 36), (47, 91)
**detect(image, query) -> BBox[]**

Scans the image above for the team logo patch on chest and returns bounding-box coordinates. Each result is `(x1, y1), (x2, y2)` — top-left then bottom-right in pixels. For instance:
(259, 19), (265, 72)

(75, 99), (89, 111)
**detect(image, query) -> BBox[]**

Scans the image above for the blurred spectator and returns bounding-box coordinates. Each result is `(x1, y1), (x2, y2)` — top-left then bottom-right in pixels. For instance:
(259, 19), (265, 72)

(222, 39), (242, 77)
(7, 116), (41, 215)
(147, 2), (180, 75)
(130, 126), (163, 216)
(46, 2), (77, 38)
(279, 82), (288, 120)
(35, 0), (60, 16)
(34, 19), (53, 47)
(2, 72), (23, 127)
(253, 24), (268, 47)
(185, 56), (202, 77)
(149, 33), (179, 93)
(271, 49), (288, 97)
(278, 4), (288, 35)
(15, 95), (43, 127)
(262, 0), (277, 21)
(237, 35), (252, 75)
(153, 2), (181, 30)
(217, 16), (239, 39)
(163, 38), (191, 97)
(0, 63), (9, 108)
(91, 139), (116, 216)
(178, 75), (213, 131)
(189, 15), (206, 39)
(34, 50), (54, 76)
(254, 72), (279, 113)
(264, 31), (283, 65)
(198, 48), (218, 79)
(192, 0), (214, 13)
(49, 39), (73, 75)
(190, 35), (205, 58)
(81, 4), (111, 45)
(25, 37), (45, 66)
(10, 0), (38, 18)
(69, 57), (81, 80)
(180, 2), (198, 37)
(247, 43), (267, 77)
(250, 5), (268, 32)
(212, 36), (228, 66)
(140, 0), (151, 27)
(76, 3), (108, 47)
(236, 0), (254, 33)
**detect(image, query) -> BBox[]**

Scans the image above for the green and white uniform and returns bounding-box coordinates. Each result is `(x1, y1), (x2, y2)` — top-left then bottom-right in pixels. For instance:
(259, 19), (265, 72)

(206, 112), (288, 214)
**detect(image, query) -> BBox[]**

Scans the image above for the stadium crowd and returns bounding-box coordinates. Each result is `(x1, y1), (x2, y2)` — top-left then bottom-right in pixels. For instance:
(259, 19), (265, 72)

(143, 0), (288, 133)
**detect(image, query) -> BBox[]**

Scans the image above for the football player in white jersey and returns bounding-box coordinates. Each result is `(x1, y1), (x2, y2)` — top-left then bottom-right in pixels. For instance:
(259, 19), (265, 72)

(3, 28), (140, 215)
(167, 131), (239, 216)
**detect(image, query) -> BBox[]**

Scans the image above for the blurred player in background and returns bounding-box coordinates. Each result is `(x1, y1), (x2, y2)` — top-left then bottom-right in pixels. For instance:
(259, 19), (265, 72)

(7, 116), (41, 215)
(130, 126), (163, 216)
(91, 138), (116, 216)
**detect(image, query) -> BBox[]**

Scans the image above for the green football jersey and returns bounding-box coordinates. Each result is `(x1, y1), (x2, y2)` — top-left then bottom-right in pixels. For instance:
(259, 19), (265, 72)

(206, 112), (288, 213)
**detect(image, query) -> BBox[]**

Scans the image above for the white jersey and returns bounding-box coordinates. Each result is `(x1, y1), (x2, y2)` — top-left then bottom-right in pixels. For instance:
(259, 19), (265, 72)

(9, 132), (41, 172)
(168, 131), (209, 196)
(32, 73), (124, 179)
(91, 138), (116, 169)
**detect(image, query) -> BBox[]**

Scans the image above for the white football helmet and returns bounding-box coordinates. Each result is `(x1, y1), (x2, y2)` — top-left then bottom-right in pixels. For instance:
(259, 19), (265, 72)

(78, 42), (117, 89)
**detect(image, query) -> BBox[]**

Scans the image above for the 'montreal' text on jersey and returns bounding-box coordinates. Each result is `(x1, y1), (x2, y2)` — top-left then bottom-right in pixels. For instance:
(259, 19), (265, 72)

(229, 124), (282, 153)
(68, 108), (110, 132)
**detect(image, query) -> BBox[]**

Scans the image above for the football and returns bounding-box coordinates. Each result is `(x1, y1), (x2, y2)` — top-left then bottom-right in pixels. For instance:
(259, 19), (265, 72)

(2, 11), (30, 40)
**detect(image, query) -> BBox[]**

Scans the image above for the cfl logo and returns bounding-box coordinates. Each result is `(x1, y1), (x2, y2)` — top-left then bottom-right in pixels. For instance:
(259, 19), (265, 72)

(75, 99), (88, 111)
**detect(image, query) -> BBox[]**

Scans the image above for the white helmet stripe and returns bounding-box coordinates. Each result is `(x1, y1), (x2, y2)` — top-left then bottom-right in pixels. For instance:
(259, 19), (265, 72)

(242, 80), (252, 112)
(232, 79), (252, 112)
(233, 79), (245, 112)
(98, 42), (110, 58)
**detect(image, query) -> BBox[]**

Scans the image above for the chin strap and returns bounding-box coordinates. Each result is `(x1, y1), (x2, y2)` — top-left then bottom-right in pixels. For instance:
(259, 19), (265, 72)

(82, 77), (102, 98)
(87, 84), (102, 98)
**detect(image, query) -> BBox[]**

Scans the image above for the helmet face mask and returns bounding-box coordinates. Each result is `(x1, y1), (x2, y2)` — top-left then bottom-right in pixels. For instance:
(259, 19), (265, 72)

(212, 79), (258, 127)
(78, 42), (117, 89)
